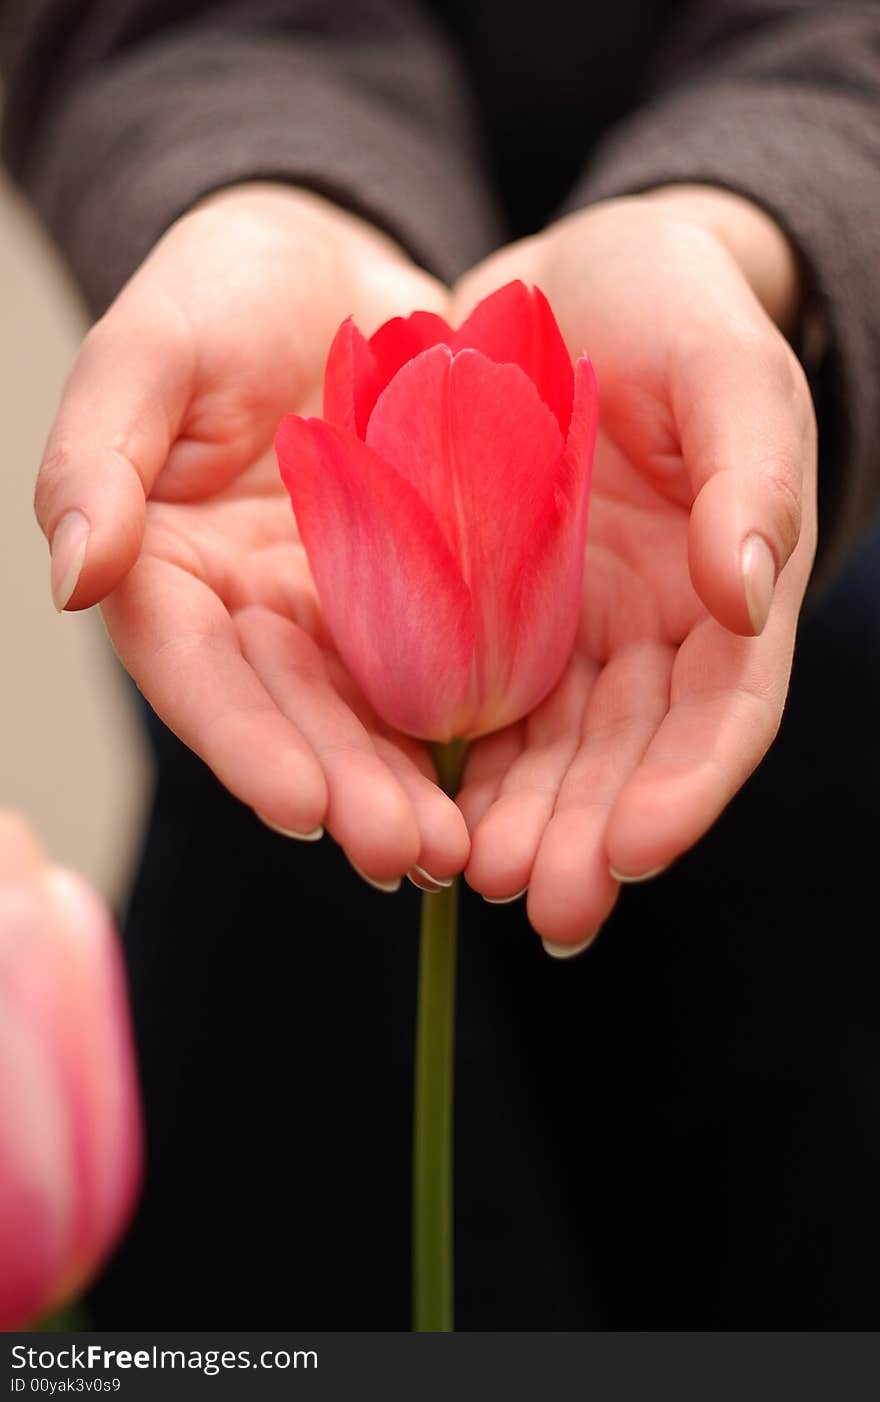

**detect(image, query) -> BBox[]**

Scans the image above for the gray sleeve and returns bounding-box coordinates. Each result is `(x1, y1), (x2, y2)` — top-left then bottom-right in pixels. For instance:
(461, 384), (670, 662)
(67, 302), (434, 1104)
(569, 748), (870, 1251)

(0, 0), (502, 310)
(563, 2), (880, 579)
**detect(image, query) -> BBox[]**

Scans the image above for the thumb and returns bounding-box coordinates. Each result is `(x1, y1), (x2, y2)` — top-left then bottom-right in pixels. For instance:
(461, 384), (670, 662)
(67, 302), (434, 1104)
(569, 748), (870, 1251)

(35, 296), (192, 611)
(450, 235), (544, 324)
(676, 329), (817, 636)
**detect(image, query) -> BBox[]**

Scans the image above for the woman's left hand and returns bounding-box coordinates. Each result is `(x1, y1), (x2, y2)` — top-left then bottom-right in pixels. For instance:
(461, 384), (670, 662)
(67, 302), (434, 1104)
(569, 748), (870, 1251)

(451, 188), (818, 953)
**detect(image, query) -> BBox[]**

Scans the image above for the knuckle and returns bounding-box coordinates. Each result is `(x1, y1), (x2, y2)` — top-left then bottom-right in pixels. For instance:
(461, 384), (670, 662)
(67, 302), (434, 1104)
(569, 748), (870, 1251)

(756, 454), (803, 559)
(764, 331), (799, 389)
(34, 440), (76, 523)
(737, 324), (794, 392)
(775, 339), (816, 437)
(758, 332), (815, 429)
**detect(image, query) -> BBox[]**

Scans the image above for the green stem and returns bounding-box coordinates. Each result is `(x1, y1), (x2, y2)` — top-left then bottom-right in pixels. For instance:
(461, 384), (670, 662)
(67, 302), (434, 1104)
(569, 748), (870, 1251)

(412, 739), (467, 1333)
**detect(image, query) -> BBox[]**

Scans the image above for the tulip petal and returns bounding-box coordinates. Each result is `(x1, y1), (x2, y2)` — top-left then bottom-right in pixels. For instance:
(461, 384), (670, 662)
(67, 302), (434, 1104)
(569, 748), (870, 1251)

(323, 312), (453, 438)
(0, 998), (72, 1329)
(276, 415), (474, 739)
(0, 874), (142, 1321)
(368, 310), (453, 396)
(41, 872), (143, 1303)
(322, 317), (379, 434)
(500, 355), (598, 723)
(366, 345), (571, 731)
(453, 282), (574, 435)
(562, 356), (600, 506)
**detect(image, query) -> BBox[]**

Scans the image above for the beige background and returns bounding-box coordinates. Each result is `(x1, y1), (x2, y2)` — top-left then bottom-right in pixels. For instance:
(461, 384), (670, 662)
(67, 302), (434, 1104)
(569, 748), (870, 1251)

(0, 172), (150, 905)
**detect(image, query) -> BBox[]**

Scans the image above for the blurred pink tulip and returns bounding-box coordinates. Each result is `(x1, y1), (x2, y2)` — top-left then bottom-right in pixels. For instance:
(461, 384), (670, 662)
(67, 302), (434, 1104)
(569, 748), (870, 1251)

(0, 820), (142, 1329)
(276, 282), (598, 741)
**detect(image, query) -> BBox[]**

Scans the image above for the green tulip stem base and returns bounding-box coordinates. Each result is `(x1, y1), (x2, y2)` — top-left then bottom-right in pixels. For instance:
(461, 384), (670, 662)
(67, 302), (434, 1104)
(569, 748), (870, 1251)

(413, 738), (467, 1333)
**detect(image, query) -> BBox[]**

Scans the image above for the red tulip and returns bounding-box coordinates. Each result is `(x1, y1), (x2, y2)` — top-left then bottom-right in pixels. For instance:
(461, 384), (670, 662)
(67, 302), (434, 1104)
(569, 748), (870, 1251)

(0, 837), (142, 1328)
(276, 282), (598, 740)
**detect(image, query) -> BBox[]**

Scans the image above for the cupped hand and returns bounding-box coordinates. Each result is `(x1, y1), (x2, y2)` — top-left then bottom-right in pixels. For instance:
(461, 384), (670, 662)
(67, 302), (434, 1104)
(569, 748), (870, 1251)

(452, 190), (818, 952)
(36, 185), (469, 888)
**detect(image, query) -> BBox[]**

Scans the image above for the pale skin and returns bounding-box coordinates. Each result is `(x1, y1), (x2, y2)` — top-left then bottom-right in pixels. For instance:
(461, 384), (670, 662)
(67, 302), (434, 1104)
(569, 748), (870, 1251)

(37, 181), (816, 953)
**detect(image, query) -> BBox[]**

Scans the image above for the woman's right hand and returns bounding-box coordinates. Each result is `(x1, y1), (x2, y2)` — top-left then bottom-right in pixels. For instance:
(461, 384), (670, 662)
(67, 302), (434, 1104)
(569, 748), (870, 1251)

(36, 184), (469, 890)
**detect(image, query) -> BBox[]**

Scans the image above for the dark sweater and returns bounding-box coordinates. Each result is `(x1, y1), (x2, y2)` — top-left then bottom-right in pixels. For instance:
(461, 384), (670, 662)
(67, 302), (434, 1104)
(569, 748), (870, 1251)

(2, 2), (880, 572)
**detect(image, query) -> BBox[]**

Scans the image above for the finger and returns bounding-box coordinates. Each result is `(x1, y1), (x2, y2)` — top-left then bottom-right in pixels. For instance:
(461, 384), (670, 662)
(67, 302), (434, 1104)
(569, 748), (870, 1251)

(605, 574), (802, 880)
(526, 642), (673, 949)
(675, 327), (816, 637)
(102, 562), (328, 835)
(234, 606), (421, 884)
(455, 724), (525, 832)
(36, 295), (192, 611)
(465, 657), (596, 901)
(450, 237), (540, 324)
(370, 736), (471, 886)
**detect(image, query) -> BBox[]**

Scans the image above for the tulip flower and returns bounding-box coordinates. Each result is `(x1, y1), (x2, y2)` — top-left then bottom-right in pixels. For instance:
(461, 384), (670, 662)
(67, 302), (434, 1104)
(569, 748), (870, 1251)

(277, 284), (598, 1332)
(276, 281), (598, 741)
(0, 831), (142, 1329)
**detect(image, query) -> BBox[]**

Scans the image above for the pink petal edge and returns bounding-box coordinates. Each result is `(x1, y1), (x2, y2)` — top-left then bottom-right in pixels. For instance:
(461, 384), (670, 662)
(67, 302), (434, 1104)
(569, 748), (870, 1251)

(276, 414), (474, 740)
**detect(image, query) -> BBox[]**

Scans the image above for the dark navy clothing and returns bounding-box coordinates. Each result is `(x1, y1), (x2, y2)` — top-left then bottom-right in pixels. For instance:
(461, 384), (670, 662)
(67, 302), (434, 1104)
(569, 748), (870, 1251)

(81, 520), (880, 1328)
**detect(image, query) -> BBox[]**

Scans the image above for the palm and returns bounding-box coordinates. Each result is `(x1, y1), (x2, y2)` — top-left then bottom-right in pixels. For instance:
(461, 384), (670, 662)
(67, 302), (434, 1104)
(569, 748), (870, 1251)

(120, 441), (459, 856)
(94, 190), (470, 885)
(454, 216), (816, 945)
(577, 431), (696, 653)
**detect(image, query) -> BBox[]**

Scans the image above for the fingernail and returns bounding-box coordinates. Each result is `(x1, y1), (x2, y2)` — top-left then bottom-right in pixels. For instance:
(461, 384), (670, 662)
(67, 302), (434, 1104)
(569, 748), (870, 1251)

(610, 864), (667, 884)
(407, 865), (454, 894)
(541, 937), (595, 960)
(50, 510), (90, 611)
(257, 814), (324, 842)
(741, 533), (776, 635)
(350, 861), (401, 894)
(483, 887), (527, 905)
